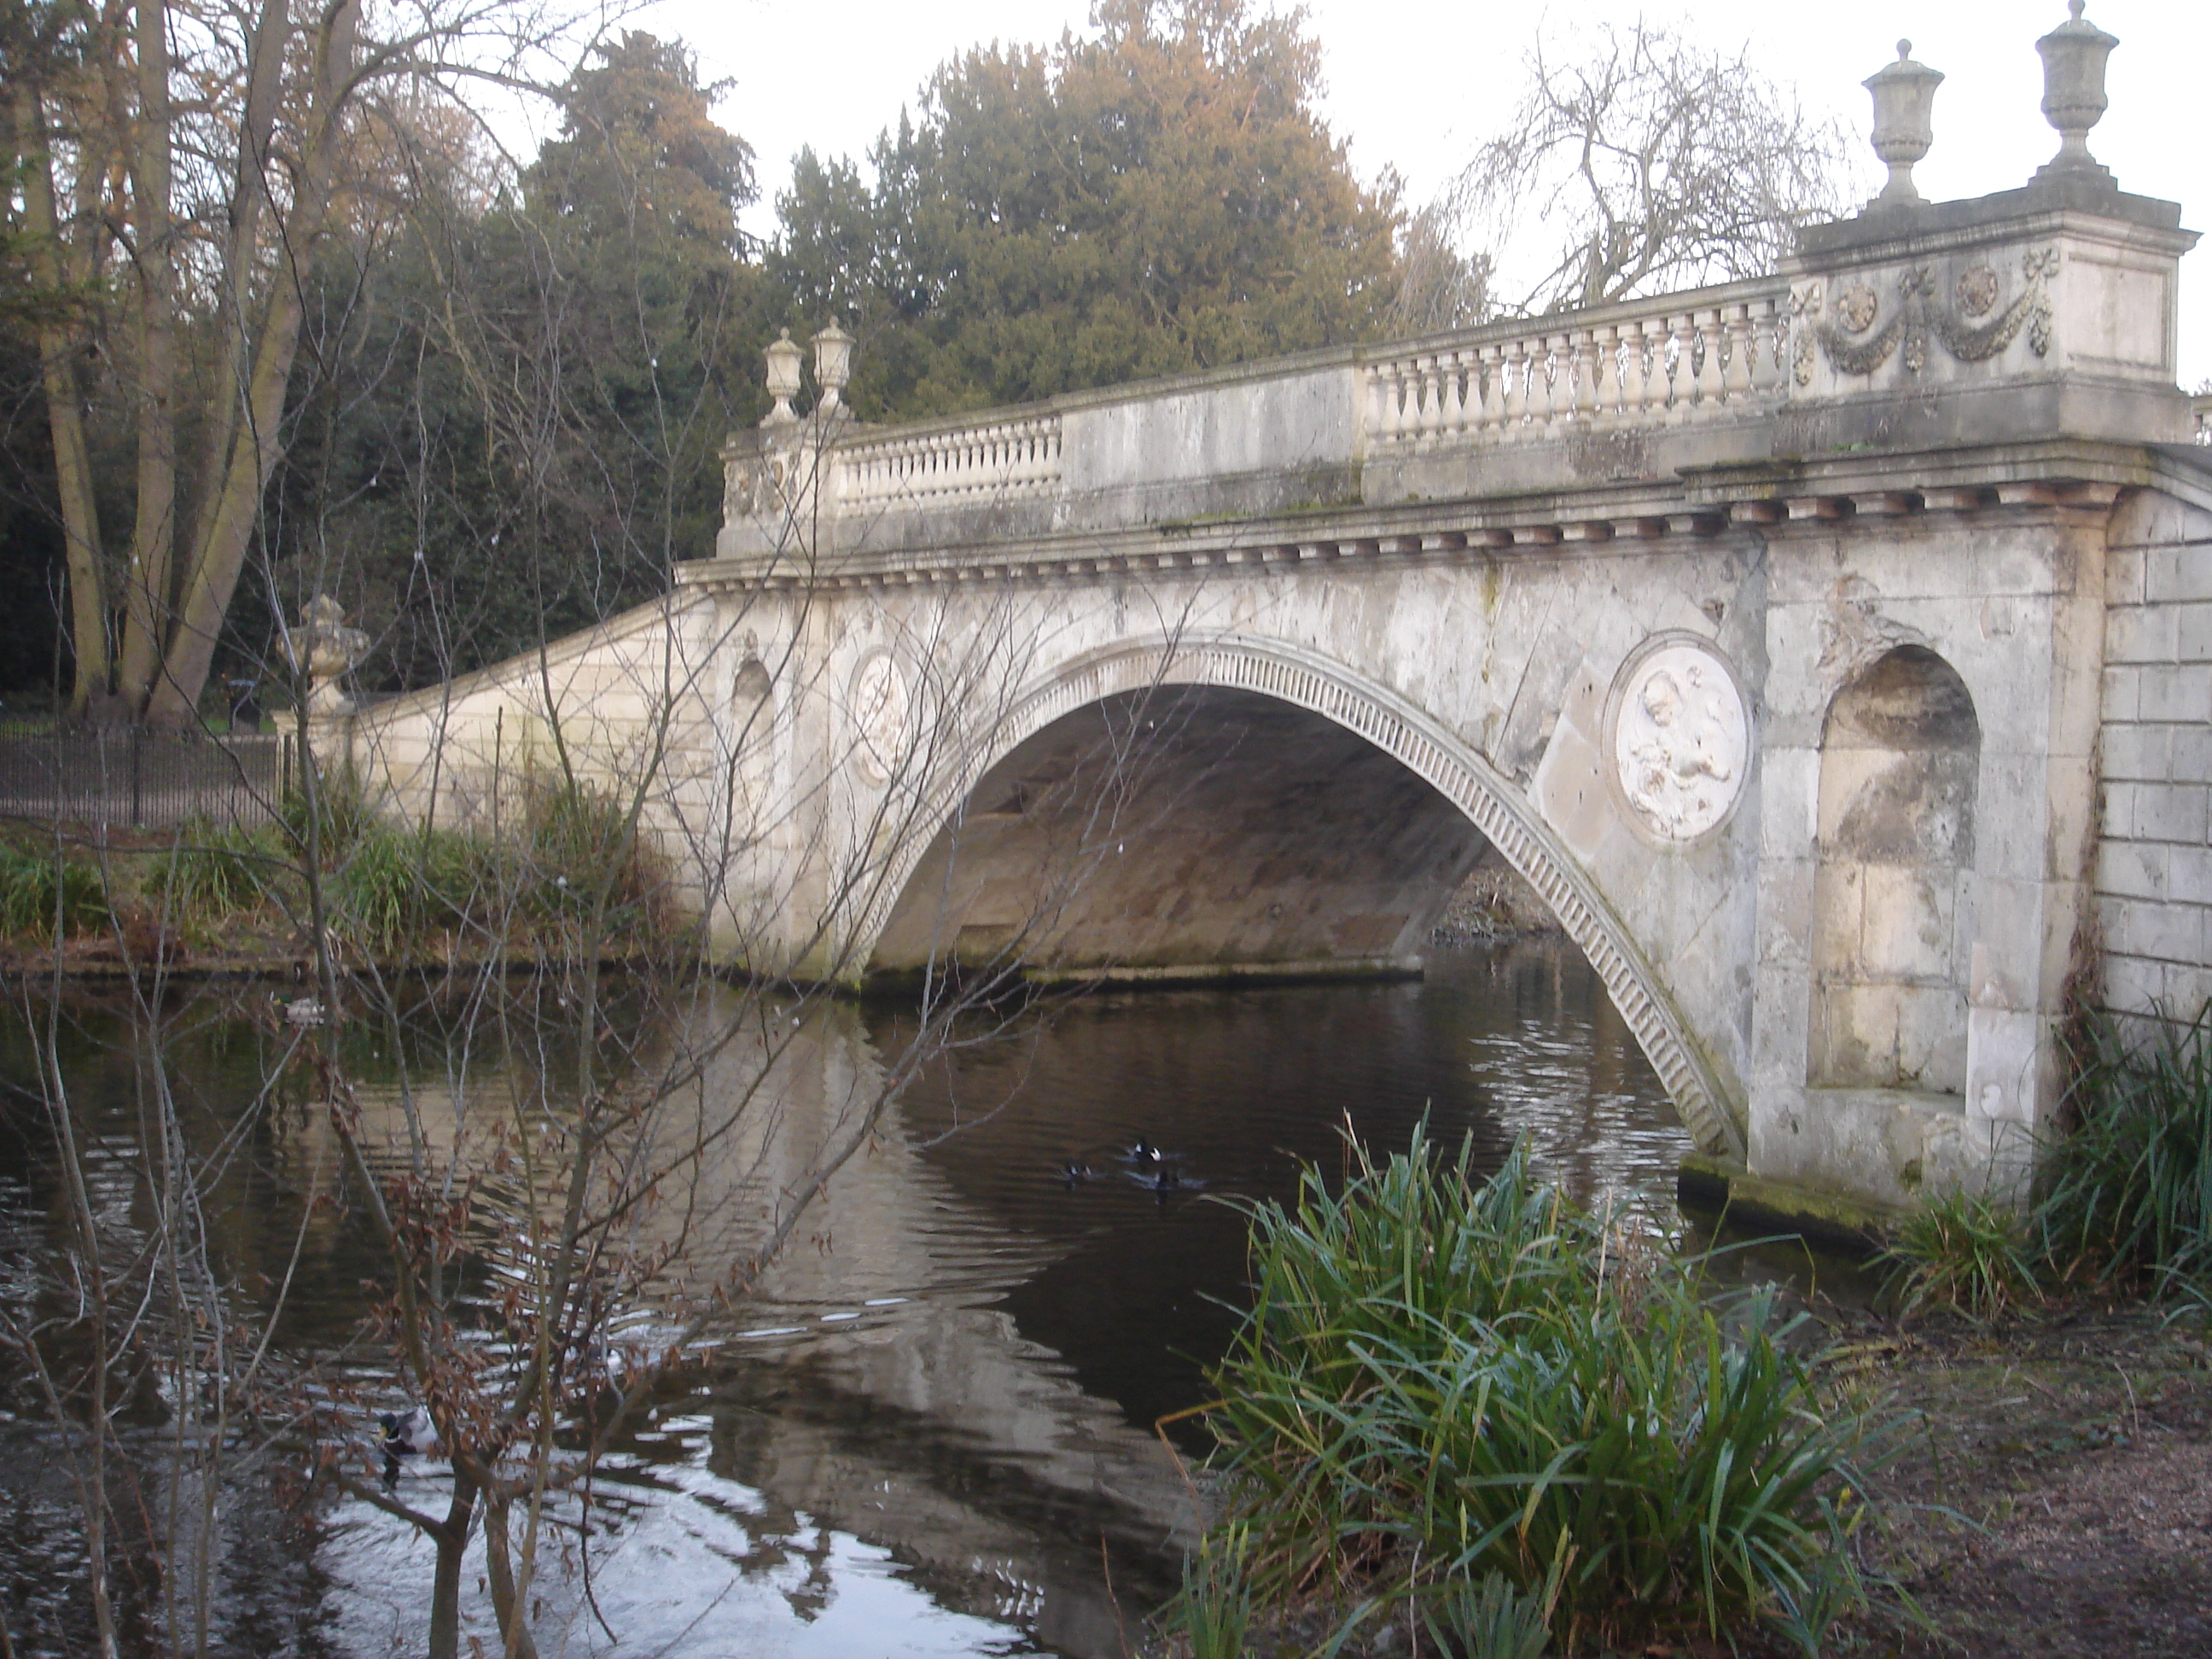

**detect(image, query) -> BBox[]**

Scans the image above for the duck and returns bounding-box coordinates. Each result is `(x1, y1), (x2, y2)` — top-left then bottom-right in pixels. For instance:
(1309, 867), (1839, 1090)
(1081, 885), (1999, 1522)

(378, 1406), (436, 1487)
(283, 995), (327, 1028)
(1059, 1159), (1095, 1187)
(1120, 1137), (1168, 1168)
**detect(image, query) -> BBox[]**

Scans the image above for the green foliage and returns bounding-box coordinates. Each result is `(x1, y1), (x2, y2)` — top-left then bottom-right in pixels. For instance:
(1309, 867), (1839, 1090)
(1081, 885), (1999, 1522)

(1423, 1570), (1556, 1659)
(1202, 1129), (1866, 1654)
(149, 820), (290, 922)
(1166, 1527), (1254, 1659)
(773, 0), (1402, 420)
(1879, 1188), (2040, 1319)
(259, 31), (772, 695)
(521, 782), (661, 934)
(0, 841), (109, 939)
(2037, 1006), (2212, 1289)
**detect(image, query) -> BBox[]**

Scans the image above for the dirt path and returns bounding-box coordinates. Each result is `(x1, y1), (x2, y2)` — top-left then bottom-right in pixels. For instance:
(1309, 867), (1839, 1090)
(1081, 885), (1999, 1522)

(1828, 1305), (2212, 1657)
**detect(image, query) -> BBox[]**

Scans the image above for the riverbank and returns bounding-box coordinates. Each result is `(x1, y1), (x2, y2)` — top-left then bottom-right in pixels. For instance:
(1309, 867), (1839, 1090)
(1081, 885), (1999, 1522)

(1825, 1298), (2212, 1659)
(1158, 1291), (2212, 1659)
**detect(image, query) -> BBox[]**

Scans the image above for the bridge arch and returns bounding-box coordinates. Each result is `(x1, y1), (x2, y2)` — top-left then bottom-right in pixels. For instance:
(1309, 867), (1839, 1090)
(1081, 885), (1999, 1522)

(863, 634), (1743, 1160)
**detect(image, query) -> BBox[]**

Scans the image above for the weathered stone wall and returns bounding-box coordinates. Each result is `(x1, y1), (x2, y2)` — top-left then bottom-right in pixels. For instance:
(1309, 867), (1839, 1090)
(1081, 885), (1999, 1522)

(2099, 482), (2212, 1020)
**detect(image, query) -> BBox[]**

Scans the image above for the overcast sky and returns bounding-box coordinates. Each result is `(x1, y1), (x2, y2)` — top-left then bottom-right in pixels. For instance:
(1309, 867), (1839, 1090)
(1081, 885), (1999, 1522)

(642, 0), (2209, 386)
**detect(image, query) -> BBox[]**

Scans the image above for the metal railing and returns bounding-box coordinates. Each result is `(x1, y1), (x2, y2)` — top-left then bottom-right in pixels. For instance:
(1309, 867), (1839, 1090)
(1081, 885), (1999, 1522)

(0, 728), (298, 830)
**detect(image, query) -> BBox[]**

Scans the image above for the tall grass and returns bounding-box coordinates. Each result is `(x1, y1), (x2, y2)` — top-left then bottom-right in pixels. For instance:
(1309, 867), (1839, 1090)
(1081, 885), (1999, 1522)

(0, 842), (111, 939)
(148, 820), (291, 920)
(1878, 1187), (2040, 1319)
(2038, 1005), (2212, 1289)
(144, 773), (660, 958)
(1200, 1129), (1866, 1655)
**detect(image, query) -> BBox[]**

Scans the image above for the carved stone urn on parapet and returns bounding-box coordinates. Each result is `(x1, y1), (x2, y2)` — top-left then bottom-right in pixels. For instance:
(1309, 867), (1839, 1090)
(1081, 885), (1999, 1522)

(289, 594), (370, 717)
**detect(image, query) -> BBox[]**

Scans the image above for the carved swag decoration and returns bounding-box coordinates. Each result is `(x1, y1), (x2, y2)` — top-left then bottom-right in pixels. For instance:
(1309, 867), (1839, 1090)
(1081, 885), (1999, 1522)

(1792, 247), (2058, 383)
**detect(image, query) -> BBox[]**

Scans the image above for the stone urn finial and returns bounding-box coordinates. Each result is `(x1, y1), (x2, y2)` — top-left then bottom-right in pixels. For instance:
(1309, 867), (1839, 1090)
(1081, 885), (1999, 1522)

(762, 329), (804, 426)
(2034, 1), (2119, 187)
(812, 321), (853, 410)
(1863, 40), (1943, 209)
(290, 594), (370, 717)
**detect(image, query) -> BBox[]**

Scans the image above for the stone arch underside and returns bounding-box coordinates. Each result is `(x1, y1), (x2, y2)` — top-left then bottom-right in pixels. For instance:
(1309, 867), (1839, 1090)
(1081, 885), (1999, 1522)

(861, 635), (1743, 1160)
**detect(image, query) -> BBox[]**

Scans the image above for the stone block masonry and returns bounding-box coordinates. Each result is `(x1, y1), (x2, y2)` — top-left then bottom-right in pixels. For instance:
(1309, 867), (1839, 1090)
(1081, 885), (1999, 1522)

(2101, 489), (2212, 1020)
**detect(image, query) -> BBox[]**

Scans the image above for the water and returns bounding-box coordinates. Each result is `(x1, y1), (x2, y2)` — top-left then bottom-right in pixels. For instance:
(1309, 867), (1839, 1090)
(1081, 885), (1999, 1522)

(0, 937), (1691, 1658)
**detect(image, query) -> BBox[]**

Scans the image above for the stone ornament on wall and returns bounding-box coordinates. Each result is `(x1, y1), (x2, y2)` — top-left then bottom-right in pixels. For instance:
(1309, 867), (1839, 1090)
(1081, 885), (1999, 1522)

(1803, 247), (2058, 380)
(850, 649), (911, 786)
(1605, 637), (1751, 844)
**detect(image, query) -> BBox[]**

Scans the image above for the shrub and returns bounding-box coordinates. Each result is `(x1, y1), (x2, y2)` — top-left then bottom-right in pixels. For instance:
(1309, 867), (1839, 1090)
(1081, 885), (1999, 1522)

(148, 819), (289, 921)
(1201, 1129), (1866, 1655)
(0, 842), (111, 940)
(521, 782), (664, 937)
(1880, 1187), (2040, 1319)
(2037, 1005), (2212, 1289)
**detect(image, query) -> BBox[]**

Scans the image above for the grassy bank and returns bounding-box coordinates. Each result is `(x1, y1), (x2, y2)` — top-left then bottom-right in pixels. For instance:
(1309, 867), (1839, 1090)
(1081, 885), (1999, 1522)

(1170, 1131), (1872, 1657)
(0, 776), (672, 973)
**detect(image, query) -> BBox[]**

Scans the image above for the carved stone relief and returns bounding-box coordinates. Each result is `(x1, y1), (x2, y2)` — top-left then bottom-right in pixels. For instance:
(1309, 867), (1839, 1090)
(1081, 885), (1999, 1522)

(1807, 247), (2058, 379)
(850, 650), (911, 786)
(1956, 265), (2000, 317)
(1836, 283), (1880, 334)
(1607, 638), (1750, 843)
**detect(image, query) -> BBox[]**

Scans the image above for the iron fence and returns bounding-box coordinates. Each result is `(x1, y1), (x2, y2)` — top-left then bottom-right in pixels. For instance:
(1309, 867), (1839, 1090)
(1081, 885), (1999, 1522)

(0, 728), (298, 830)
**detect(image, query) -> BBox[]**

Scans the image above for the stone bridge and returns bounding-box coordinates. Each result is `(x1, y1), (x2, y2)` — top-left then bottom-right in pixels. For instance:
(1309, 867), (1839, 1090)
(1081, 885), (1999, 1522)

(329, 26), (2212, 1215)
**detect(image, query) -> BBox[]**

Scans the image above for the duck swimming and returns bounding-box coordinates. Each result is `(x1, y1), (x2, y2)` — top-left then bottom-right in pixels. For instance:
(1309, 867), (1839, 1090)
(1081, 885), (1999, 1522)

(1119, 1137), (1169, 1167)
(1059, 1159), (1096, 1187)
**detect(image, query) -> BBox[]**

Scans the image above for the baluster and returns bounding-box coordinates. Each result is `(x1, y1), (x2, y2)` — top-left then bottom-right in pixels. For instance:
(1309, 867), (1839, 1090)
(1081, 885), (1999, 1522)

(1377, 364), (1405, 442)
(1574, 329), (1600, 422)
(1724, 304), (1754, 401)
(1439, 350), (1468, 436)
(1594, 325), (1621, 423)
(1477, 342), (1507, 435)
(1613, 320), (1643, 422)
(1749, 298), (1782, 395)
(1502, 338), (1528, 432)
(1696, 310), (1726, 409)
(1668, 315), (1697, 417)
(1365, 365), (1389, 442)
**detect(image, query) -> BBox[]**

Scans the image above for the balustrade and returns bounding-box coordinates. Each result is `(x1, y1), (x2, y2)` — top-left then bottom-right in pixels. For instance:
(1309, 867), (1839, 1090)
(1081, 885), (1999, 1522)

(1361, 282), (1790, 451)
(838, 414), (1064, 511)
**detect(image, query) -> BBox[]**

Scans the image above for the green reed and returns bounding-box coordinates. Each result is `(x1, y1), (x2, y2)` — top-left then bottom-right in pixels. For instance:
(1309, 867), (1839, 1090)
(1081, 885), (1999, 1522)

(0, 841), (110, 940)
(2038, 1005), (2212, 1289)
(1198, 1127), (1866, 1656)
(1879, 1187), (2040, 1320)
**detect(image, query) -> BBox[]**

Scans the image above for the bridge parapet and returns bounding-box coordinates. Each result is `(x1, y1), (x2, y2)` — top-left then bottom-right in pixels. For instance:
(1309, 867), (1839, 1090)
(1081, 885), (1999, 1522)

(1359, 277), (1791, 454)
(710, 163), (2193, 579)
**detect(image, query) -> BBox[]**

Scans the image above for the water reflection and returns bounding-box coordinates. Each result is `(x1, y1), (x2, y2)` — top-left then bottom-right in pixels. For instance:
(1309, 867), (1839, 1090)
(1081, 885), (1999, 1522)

(0, 936), (1688, 1658)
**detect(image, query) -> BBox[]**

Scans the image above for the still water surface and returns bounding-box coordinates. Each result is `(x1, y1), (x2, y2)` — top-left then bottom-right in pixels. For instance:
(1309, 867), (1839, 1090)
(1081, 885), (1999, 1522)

(0, 937), (1691, 1658)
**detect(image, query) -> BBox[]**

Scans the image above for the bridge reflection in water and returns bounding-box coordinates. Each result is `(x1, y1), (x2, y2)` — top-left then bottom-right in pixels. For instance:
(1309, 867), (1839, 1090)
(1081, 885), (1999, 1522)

(300, 938), (1686, 1658)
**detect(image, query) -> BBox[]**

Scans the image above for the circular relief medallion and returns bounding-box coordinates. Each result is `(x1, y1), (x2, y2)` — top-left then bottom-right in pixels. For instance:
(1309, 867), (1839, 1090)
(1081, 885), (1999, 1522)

(1955, 265), (2000, 318)
(850, 651), (910, 786)
(1835, 283), (1879, 335)
(1607, 638), (1750, 844)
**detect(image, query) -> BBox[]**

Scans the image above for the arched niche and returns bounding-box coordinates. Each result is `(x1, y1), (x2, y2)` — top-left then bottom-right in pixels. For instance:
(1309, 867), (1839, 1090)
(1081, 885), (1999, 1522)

(1809, 646), (1981, 1094)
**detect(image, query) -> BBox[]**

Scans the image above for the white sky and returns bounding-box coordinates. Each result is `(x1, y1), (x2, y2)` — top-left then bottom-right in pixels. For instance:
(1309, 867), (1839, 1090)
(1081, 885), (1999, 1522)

(642, 0), (2210, 386)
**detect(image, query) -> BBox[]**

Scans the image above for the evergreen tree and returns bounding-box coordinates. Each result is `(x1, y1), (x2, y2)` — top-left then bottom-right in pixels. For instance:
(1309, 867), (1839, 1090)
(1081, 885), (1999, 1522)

(773, 0), (1402, 419)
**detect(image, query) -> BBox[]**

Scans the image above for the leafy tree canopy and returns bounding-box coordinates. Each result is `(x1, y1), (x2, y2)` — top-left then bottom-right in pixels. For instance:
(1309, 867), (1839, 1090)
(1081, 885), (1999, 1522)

(773, 0), (1403, 419)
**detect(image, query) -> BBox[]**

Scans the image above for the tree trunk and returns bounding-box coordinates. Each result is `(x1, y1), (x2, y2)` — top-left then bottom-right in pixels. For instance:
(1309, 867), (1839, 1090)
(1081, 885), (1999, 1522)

(9, 85), (113, 713)
(117, 0), (179, 710)
(143, 0), (358, 729)
(480, 1487), (541, 1659)
(428, 1471), (478, 1659)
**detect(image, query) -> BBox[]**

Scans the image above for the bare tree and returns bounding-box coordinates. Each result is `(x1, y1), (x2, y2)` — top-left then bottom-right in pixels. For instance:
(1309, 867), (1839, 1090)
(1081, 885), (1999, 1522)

(1400, 20), (1860, 322)
(5, 0), (604, 725)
